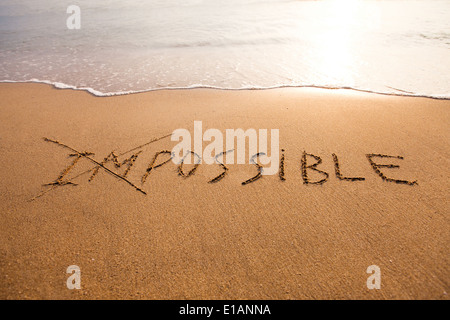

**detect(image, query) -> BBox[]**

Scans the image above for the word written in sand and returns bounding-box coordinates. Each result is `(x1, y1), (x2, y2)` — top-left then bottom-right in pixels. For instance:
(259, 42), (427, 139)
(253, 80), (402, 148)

(33, 137), (418, 200)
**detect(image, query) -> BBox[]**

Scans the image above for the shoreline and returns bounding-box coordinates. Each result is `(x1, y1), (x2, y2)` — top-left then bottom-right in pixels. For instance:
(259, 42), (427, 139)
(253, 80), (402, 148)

(0, 83), (448, 299)
(2, 79), (450, 101)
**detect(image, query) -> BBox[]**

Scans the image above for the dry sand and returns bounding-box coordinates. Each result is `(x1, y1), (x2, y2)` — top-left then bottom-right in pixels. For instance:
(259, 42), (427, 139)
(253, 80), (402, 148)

(0, 83), (448, 299)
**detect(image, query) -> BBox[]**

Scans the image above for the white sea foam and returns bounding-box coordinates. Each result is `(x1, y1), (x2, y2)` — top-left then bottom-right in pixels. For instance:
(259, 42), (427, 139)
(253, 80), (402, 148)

(2, 78), (449, 100)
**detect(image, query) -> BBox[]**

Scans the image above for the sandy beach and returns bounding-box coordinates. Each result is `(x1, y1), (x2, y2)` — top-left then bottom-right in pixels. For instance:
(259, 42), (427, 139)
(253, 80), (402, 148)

(0, 83), (448, 299)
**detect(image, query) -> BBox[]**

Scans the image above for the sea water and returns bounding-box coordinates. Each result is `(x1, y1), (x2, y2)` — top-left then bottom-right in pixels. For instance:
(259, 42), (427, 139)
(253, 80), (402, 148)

(1, 0), (449, 98)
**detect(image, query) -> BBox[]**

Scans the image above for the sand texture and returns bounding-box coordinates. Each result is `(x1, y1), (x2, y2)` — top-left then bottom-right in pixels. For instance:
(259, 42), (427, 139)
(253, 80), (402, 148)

(0, 83), (448, 299)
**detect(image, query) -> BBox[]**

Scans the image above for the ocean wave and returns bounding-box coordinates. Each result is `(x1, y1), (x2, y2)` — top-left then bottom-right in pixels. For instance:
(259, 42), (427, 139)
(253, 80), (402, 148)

(1, 78), (449, 100)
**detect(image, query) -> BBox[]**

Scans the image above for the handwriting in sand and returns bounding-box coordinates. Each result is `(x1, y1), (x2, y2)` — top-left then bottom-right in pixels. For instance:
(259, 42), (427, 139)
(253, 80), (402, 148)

(31, 135), (417, 200)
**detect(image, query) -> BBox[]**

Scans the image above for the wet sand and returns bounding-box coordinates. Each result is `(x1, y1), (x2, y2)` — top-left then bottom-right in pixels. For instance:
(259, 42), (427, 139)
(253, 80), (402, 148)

(0, 83), (448, 299)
